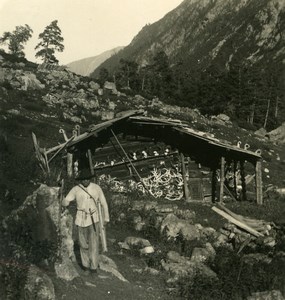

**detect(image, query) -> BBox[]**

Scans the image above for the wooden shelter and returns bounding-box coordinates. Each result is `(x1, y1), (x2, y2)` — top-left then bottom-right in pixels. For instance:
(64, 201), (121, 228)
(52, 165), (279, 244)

(33, 110), (263, 204)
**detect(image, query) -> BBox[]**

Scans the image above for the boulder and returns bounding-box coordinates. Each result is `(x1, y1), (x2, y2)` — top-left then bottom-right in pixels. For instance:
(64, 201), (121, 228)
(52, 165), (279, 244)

(254, 127), (267, 138)
(99, 254), (129, 282)
(119, 236), (154, 255)
(23, 265), (55, 300)
(217, 114), (230, 122)
(3, 185), (79, 282)
(20, 72), (45, 90)
(267, 123), (285, 144)
(101, 110), (115, 120)
(89, 81), (100, 90)
(247, 290), (285, 300)
(162, 251), (217, 281)
(190, 243), (216, 263)
(161, 214), (200, 241)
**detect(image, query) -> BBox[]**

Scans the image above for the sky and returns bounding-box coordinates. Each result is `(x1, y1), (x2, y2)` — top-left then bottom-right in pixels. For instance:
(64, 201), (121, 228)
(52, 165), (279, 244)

(0, 0), (183, 65)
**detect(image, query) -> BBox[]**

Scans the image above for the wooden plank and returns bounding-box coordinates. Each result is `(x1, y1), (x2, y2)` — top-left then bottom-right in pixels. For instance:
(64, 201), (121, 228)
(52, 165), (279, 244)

(211, 206), (264, 237)
(256, 160), (263, 205)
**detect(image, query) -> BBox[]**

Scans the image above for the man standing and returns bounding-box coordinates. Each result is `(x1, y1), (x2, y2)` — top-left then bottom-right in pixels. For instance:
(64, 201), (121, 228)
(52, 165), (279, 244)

(62, 169), (109, 275)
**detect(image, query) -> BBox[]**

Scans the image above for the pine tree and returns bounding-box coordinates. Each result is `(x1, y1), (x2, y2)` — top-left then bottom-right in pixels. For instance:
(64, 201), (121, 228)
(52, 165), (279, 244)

(35, 20), (64, 64)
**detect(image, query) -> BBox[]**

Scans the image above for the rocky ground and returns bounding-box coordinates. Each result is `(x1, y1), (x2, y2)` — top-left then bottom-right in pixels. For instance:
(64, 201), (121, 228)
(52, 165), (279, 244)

(1, 51), (285, 299)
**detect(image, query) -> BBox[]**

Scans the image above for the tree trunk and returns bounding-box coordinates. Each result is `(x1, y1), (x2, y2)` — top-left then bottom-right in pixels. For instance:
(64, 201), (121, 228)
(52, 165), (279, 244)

(249, 103), (255, 125)
(263, 98), (271, 129)
(274, 96), (279, 118)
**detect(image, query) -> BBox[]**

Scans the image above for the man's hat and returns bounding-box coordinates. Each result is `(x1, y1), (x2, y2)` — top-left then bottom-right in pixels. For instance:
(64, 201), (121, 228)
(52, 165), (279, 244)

(76, 168), (93, 180)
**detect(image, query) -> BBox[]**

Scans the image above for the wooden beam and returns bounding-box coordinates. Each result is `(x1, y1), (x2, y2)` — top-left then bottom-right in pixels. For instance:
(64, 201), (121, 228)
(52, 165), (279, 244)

(256, 160), (263, 205)
(48, 136), (75, 163)
(219, 156), (225, 202)
(212, 206), (264, 237)
(180, 153), (190, 201)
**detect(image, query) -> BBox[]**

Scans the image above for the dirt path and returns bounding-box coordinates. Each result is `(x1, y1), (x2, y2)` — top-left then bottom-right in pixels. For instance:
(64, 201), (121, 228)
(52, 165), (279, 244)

(52, 225), (181, 300)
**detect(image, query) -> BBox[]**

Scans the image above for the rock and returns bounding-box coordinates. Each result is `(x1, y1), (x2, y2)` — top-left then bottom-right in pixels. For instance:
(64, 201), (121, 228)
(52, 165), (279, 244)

(167, 251), (188, 264)
(7, 109), (21, 115)
(144, 267), (159, 275)
(133, 214), (145, 231)
(247, 290), (285, 300)
(191, 243), (216, 263)
(213, 233), (232, 249)
(101, 110), (115, 120)
(267, 123), (285, 144)
(99, 254), (129, 282)
(161, 214), (200, 241)
(124, 236), (152, 248)
(200, 227), (216, 239)
(254, 127), (267, 138)
(20, 72), (45, 90)
(174, 209), (196, 220)
(54, 258), (79, 282)
(62, 112), (82, 123)
(89, 81), (100, 90)
(23, 265), (55, 300)
(108, 101), (116, 110)
(217, 114), (230, 122)
(162, 251), (217, 281)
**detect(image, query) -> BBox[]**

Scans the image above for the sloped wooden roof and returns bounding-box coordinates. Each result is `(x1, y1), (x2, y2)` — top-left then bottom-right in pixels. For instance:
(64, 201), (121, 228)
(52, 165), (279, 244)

(66, 110), (261, 163)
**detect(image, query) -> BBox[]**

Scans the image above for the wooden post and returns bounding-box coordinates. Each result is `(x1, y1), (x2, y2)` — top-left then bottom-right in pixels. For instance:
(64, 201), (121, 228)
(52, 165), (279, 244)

(233, 160), (238, 198)
(180, 153), (190, 201)
(219, 156), (225, 202)
(255, 160), (263, 205)
(240, 160), (247, 201)
(211, 167), (217, 203)
(67, 153), (73, 178)
(87, 149), (95, 176)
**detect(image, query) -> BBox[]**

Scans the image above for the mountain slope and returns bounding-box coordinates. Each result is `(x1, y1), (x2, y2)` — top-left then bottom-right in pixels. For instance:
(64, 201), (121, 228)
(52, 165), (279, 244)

(66, 46), (124, 76)
(93, 0), (284, 73)
(90, 0), (285, 129)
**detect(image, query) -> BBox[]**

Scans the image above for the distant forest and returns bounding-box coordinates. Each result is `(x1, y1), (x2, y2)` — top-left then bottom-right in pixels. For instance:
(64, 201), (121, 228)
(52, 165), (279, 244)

(94, 51), (284, 131)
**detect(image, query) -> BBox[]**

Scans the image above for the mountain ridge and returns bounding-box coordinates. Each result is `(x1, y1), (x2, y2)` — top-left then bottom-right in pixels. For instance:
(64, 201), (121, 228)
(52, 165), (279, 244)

(66, 46), (124, 76)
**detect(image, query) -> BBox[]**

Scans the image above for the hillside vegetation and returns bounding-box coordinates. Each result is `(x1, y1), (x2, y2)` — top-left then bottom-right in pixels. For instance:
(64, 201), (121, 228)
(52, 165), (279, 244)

(92, 0), (285, 131)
